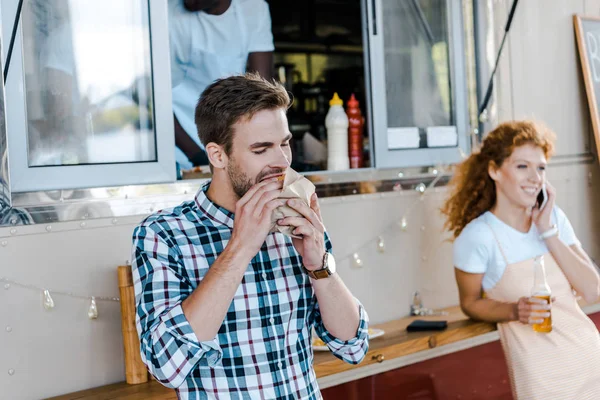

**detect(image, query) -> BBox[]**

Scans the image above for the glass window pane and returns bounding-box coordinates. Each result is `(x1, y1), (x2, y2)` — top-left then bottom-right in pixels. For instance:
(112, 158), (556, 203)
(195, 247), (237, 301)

(383, 0), (452, 128)
(22, 0), (156, 167)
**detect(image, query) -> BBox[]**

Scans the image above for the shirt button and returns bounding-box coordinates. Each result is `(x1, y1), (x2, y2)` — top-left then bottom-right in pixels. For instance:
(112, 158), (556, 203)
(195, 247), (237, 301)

(278, 362), (283, 368)
(269, 317), (275, 324)
(262, 273), (267, 279)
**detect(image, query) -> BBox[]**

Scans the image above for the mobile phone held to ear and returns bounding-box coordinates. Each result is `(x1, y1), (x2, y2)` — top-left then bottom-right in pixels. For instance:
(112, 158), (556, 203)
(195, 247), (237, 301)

(537, 184), (548, 210)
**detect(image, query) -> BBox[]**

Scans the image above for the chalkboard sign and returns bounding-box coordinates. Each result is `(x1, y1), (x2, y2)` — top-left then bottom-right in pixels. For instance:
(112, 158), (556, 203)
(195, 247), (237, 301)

(574, 15), (600, 158)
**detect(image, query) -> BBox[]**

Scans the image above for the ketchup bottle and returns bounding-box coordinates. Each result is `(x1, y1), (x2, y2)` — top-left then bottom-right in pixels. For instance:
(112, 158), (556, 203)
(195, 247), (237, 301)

(346, 94), (364, 168)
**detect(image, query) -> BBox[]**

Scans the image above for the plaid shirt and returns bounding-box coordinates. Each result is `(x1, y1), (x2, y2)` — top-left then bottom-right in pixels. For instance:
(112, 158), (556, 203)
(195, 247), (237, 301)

(132, 182), (369, 399)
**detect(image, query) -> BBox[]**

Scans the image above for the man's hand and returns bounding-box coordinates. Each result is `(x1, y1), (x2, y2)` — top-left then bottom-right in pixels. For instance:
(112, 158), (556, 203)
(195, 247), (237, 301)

(229, 178), (285, 256)
(277, 193), (326, 270)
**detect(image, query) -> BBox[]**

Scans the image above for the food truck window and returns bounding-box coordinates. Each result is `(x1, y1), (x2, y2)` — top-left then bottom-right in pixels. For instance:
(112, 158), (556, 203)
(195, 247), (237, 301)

(1, 0), (175, 193)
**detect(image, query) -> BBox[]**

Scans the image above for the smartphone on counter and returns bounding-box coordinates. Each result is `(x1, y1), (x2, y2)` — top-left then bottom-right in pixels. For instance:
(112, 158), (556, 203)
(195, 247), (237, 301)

(537, 183), (548, 210)
(406, 320), (448, 332)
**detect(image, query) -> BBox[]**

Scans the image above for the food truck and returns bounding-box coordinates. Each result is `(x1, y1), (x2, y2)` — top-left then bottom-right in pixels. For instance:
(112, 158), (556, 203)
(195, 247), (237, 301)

(1, 1), (600, 398)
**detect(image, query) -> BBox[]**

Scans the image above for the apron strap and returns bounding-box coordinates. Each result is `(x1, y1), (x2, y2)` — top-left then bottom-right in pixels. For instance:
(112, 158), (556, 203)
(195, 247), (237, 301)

(483, 219), (510, 266)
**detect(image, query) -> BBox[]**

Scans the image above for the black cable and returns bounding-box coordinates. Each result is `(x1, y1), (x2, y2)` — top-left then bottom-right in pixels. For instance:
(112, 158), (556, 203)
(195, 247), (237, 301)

(3, 0), (25, 84)
(410, 0), (434, 46)
(478, 0), (519, 118)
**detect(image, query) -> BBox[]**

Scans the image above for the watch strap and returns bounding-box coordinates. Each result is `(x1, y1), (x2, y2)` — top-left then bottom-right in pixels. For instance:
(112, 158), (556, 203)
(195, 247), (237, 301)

(539, 224), (559, 240)
(303, 252), (332, 279)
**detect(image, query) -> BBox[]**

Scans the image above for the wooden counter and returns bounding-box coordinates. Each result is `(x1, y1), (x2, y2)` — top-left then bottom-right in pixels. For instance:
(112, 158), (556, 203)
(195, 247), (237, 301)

(47, 303), (600, 399)
(313, 306), (494, 378)
(49, 306), (497, 400)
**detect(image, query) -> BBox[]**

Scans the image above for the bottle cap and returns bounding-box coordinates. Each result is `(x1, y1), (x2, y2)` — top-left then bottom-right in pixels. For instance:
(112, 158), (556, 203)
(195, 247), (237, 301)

(329, 92), (343, 106)
(347, 93), (359, 108)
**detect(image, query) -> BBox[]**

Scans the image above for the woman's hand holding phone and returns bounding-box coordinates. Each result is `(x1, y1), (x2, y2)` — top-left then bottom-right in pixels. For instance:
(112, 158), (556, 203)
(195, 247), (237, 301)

(533, 181), (555, 233)
(536, 184), (548, 210)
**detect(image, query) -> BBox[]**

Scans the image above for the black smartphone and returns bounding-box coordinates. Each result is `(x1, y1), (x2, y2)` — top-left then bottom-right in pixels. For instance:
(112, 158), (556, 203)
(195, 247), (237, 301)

(406, 320), (448, 332)
(537, 184), (548, 210)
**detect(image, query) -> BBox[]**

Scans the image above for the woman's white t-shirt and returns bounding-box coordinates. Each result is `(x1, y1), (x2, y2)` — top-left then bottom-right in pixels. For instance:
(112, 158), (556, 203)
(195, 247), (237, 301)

(453, 205), (580, 291)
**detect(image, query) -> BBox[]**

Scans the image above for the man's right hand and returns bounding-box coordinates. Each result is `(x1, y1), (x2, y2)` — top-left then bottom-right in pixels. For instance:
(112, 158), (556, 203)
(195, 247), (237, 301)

(229, 178), (285, 256)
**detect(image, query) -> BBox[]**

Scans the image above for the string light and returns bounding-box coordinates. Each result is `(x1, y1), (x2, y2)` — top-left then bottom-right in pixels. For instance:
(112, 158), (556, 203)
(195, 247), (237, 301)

(352, 253), (363, 268)
(377, 236), (385, 253)
(336, 170), (445, 263)
(42, 290), (55, 310)
(0, 171), (447, 317)
(0, 276), (119, 320)
(88, 297), (99, 319)
(400, 216), (408, 231)
(0, 278), (119, 303)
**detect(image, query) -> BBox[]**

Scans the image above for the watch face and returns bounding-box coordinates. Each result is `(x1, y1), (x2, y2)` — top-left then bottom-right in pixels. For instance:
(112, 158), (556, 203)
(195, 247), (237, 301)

(325, 252), (336, 274)
(314, 269), (331, 279)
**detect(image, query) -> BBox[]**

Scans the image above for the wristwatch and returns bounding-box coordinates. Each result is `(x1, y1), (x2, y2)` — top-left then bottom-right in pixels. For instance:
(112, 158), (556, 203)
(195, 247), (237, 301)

(303, 252), (336, 279)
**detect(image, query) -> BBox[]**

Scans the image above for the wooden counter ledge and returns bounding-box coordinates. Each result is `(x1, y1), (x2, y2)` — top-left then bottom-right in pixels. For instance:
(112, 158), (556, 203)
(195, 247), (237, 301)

(48, 302), (600, 399)
(313, 306), (494, 378)
(49, 305), (498, 399)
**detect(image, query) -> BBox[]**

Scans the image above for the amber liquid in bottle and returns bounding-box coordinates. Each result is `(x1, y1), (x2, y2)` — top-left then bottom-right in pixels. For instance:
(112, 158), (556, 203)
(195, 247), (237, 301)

(532, 294), (552, 333)
(531, 256), (552, 333)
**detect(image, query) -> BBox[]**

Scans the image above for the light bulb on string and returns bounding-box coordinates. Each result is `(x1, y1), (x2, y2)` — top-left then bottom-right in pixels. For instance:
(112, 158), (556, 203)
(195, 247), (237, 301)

(88, 297), (98, 319)
(399, 216), (408, 231)
(377, 236), (385, 253)
(479, 108), (489, 123)
(353, 253), (363, 268)
(43, 290), (55, 310)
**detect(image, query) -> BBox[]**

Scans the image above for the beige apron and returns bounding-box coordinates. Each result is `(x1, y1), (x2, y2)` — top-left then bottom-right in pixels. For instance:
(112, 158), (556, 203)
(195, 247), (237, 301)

(484, 223), (600, 399)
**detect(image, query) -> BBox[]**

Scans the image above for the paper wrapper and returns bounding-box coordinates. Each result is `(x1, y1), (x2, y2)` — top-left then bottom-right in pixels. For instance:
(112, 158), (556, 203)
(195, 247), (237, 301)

(270, 168), (316, 238)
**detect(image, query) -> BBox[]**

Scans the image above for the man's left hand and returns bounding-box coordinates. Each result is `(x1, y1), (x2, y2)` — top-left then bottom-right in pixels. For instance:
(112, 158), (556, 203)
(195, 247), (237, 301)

(277, 193), (326, 270)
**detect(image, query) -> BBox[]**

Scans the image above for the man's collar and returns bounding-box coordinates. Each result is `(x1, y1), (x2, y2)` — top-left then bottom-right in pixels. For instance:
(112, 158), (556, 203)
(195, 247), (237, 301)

(194, 181), (235, 229)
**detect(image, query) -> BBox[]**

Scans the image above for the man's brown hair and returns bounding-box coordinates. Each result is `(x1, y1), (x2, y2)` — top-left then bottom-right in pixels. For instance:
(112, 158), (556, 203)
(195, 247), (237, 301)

(194, 72), (291, 156)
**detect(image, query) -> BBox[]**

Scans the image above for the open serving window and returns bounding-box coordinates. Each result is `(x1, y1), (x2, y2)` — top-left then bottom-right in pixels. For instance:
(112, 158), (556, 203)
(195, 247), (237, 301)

(0, 0), (475, 225)
(365, 0), (470, 168)
(0, 0), (175, 193)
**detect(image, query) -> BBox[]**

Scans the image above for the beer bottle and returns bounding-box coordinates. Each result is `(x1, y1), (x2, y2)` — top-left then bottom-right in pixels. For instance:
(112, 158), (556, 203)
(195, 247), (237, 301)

(531, 255), (552, 333)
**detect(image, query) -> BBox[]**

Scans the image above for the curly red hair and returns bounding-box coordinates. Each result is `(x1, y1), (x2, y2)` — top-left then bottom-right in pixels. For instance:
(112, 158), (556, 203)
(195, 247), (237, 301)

(441, 121), (556, 239)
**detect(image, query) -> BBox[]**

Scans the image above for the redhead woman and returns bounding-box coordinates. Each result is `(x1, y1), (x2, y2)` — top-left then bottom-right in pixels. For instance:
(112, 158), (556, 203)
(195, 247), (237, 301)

(441, 121), (600, 399)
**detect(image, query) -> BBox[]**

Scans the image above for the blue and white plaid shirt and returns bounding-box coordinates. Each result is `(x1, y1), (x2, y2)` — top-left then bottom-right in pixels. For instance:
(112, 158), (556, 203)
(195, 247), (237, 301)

(132, 182), (369, 399)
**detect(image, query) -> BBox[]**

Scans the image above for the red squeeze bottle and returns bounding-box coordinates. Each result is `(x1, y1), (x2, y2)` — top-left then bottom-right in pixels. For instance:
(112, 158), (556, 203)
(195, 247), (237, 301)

(346, 94), (364, 168)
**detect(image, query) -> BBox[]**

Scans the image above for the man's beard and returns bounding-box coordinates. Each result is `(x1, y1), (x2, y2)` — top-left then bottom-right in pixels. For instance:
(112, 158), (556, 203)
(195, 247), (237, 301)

(227, 159), (285, 199)
(227, 159), (254, 199)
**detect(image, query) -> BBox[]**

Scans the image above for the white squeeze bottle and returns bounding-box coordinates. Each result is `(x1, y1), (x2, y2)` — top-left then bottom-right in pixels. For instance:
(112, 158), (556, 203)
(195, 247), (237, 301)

(325, 92), (349, 171)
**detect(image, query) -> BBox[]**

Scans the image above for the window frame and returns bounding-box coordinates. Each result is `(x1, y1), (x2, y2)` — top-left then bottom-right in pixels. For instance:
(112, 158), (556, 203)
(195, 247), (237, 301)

(0, 0), (175, 193)
(364, 0), (470, 168)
